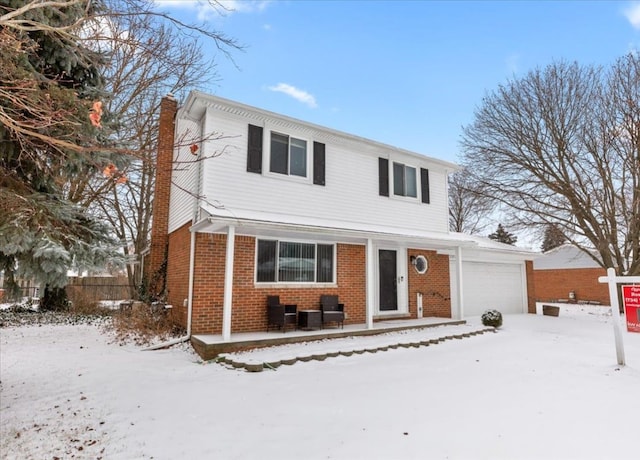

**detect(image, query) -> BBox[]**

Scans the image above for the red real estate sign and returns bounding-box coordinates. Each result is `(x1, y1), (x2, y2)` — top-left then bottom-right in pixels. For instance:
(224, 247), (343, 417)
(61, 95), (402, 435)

(622, 285), (640, 333)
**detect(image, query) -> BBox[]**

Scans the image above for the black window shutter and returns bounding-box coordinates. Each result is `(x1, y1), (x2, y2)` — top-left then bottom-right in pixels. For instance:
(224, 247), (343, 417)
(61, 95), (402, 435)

(313, 142), (326, 186)
(379, 158), (389, 196)
(420, 168), (430, 204)
(247, 124), (263, 173)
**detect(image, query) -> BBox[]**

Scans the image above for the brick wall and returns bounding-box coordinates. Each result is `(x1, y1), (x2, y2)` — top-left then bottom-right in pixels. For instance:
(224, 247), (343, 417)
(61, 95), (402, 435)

(533, 267), (608, 305)
(168, 232), (367, 334)
(166, 231), (460, 333)
(407, 249), (451, 318)
(165, 222), (191, 328)
(525, 260), (536, 313)
(146, 95), (177, 297)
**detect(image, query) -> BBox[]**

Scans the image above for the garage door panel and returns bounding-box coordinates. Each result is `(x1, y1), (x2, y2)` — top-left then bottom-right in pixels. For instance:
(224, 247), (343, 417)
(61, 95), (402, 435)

(463, 262), (524, 316)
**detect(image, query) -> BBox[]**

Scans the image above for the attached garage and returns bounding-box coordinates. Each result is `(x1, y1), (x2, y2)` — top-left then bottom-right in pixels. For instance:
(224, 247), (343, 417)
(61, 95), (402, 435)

(462, 261), (527, 316)
(448, 236), (535, 319)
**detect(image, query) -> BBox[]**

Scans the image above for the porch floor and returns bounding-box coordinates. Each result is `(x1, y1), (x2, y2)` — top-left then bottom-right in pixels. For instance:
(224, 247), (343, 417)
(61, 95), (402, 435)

(191, 317), (479, 361)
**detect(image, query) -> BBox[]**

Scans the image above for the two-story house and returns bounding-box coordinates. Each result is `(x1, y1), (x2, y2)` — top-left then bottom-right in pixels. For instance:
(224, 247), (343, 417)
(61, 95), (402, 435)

(147, 92), (535, 347)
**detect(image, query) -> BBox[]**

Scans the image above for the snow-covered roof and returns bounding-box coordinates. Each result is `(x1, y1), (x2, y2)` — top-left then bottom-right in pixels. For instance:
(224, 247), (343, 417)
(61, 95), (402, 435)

(448, 231), (538, 253)
(533, 244), (601, 270)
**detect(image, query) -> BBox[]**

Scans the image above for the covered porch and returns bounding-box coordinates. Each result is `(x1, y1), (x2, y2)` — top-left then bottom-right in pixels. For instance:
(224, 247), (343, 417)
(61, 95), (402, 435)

(191, 316), (468, 360)
(186, 208), (478, 344)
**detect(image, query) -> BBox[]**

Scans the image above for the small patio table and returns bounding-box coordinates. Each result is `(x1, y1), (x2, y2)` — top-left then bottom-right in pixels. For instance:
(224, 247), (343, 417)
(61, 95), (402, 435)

(298, 310), (322, 330)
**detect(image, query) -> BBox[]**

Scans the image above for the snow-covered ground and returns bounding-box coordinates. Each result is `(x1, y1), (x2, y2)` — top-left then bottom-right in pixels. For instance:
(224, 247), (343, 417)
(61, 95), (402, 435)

(1, 304), (639, 460)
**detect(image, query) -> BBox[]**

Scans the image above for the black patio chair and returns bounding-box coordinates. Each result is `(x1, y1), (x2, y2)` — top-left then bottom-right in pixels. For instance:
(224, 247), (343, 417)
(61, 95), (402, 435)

(267, 296), (297, 332)
(320, 295), (345, 328)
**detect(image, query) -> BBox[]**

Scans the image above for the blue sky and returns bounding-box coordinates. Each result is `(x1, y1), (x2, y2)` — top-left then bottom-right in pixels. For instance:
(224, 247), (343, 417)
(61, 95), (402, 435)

(155, 0), (640, 164)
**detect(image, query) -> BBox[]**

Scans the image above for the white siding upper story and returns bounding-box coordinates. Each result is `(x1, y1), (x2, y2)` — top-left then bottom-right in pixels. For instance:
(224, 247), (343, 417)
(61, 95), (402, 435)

(168, 91), (458, 235)
(167, 117), (202, 233)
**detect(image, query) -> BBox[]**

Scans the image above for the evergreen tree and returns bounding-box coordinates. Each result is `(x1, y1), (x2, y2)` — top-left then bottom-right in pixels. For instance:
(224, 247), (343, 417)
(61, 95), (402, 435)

(541, 224), (566, 252)
(0, 1), (122, 308)
(488, 224), (518, 245)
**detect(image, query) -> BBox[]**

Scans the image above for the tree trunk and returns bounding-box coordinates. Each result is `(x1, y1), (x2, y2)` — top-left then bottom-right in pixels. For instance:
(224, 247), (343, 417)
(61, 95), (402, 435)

(39, 285), (69, 311)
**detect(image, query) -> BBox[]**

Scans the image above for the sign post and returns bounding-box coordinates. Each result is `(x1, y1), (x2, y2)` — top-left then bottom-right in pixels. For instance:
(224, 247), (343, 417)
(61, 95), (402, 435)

(598, 268), (640, 366)
(622, 285), (640, 333)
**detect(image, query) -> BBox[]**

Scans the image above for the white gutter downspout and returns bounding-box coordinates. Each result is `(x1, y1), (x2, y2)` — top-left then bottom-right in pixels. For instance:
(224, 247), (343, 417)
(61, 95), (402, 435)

(456, 245), (465, 320)
(186, 227), (196, 336)
(143, 226), (196, 350)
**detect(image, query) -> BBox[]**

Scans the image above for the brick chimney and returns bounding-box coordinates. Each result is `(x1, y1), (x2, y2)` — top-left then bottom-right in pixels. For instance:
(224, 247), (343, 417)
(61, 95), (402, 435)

(145, 94), (177, 298)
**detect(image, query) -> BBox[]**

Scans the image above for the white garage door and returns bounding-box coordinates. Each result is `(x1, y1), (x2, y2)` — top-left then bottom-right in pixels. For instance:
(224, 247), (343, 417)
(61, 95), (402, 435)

(462, 262), (525, 316)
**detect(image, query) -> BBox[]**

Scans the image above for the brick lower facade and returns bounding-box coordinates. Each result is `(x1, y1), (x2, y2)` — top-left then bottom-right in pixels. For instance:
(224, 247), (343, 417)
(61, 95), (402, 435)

(407, 249), (451, 318)
(165, 227), (454, 334)
(526, 260), (537, 313)
(166, 222), (191, 329)
(533, 267), (608, 305)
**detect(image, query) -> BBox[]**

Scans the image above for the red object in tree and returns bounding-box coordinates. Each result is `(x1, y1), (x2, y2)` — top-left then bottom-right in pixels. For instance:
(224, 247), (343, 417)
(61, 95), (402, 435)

(89, 101), (103, 128)
(103, 163), (117, 177)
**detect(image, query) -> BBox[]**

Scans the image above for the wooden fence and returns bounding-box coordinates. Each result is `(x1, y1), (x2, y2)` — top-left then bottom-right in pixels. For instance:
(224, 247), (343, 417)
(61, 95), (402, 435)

(66, 276), (133, 306)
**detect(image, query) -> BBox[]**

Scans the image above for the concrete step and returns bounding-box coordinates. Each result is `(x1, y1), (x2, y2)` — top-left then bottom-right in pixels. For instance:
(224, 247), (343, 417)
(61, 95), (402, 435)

(216, 325), (496, 372)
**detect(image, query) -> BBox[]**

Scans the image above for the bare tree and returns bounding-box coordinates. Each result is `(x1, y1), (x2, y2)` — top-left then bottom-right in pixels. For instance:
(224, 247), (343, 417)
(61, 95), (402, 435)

(448, 169), (496, 234)
(461, 54), (640, 275)
(65, 0), (241, 297)
(1, 0), (241, 301)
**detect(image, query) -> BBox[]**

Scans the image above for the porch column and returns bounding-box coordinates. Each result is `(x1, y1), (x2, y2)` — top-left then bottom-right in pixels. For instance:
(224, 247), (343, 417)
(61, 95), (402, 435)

(365, 238), (375, 329)
(222, 225), (235, 341)
(456, 245), (464, 319)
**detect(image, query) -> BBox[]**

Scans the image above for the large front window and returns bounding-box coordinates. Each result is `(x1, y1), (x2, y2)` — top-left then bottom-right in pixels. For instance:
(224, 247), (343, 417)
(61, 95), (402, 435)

(257, 239), (334, 283)
(393, 162), (417, 197)
(270, 132), (307, 177)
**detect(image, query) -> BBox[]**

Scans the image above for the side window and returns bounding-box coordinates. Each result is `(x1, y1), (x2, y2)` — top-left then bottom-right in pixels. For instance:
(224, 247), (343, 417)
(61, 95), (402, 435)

(392, 162), (417, 198)
(270, 131), (307, 178)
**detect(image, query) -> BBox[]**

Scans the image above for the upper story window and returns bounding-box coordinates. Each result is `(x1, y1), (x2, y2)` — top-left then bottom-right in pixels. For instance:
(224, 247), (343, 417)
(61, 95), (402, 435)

(270, 132), (307, 177)
(247, 124), (326, 185)
(393, 162), (417, 198)
(379, 157), (430, 204)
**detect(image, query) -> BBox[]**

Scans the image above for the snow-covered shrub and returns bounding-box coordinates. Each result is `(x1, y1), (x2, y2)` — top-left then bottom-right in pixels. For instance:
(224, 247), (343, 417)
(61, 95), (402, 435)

(481, 309), (503, 328)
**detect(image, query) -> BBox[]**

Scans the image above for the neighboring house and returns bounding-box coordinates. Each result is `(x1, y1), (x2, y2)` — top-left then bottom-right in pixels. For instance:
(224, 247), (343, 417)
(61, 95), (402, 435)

(533, 244), (608, 304)
(147, 92), (536, 340)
